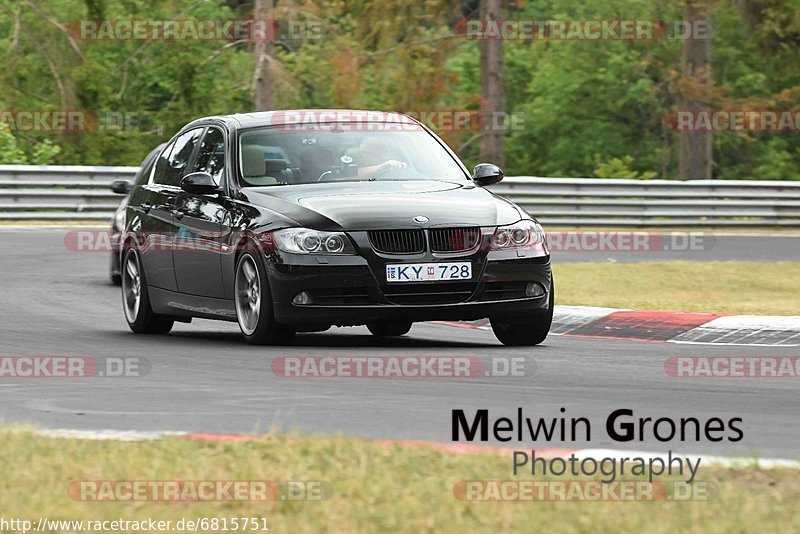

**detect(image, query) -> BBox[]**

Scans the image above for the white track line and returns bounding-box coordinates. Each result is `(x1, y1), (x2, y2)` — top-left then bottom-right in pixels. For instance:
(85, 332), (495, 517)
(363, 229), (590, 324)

(29, 428), (800, 469)
(575, 448), (800, 470)
(36, 428), (185, 441)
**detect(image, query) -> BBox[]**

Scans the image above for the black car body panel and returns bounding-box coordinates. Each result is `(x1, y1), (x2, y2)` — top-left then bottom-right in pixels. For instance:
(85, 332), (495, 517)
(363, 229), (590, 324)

(242, 180), (523, 230)
(109, 144), (164, 283)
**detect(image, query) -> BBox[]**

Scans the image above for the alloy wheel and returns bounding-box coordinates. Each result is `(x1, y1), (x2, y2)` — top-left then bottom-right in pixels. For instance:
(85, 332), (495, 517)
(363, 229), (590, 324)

(122, 251), (142, 323)
(235, 255), (262, 335)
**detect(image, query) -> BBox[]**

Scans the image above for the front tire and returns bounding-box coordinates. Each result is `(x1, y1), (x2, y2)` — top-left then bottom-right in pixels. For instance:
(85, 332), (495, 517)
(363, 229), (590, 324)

(235, 252), (294, 345)
(367, 321), (412, 337)
(121, 247), (174, 334)
(490, 280), (554, 346)
(110, 251), (122, 285)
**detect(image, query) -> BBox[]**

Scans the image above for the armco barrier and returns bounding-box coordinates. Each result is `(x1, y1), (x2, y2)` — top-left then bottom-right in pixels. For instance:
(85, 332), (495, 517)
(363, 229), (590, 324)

(491, 177), (800, 228)
(0, 165), (138, 221)
(1, 165), (799, 228)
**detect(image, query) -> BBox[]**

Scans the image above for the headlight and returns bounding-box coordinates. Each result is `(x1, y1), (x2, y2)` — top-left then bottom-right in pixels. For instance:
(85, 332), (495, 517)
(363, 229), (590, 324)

(273, 228), (356, 255)
(491, 220), (548, 254)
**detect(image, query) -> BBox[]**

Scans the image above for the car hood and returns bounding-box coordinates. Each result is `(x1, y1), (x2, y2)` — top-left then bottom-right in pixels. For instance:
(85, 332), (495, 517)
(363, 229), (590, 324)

(243, 180), (523, 230)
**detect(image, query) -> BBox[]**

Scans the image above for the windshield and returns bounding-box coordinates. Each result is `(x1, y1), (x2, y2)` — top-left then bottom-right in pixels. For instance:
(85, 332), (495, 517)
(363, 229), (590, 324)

(237, 124), (467, 187)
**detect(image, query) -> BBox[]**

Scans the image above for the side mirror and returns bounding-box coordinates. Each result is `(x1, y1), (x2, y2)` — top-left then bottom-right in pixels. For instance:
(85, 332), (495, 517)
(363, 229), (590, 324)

(472, 163), (504, 187)
(110, 180), (132, 195)
(180, 172), (221, 195)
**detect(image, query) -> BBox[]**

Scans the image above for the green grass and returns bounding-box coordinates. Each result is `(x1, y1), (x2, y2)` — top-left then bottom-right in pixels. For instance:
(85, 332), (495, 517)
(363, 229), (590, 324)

(1, 428), (799, 533)
(553, 261), (800, 315)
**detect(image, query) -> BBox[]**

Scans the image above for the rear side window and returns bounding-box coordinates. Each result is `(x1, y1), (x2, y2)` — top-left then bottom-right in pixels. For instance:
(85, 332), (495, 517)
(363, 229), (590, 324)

(153, 129), (203, 186)
(134, 145), (164, 186)
(193, 127), (226, 186)
(151, 140), (176, 185)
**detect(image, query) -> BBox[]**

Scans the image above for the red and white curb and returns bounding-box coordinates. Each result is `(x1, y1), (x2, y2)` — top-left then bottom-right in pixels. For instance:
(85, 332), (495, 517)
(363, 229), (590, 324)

(439, 306), (800, 346)
(31, 428), (800, 470)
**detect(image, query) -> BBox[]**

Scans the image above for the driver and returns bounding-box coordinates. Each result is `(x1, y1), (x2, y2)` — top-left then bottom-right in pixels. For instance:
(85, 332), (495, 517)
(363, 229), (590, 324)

(354, 138), (407, 180)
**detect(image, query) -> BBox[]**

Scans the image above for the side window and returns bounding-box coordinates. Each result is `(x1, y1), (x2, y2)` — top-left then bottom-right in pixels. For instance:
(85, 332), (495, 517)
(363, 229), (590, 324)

(135, 145), (163, 186)
(193, 128), (226, 186)
(151, 140), (176, 185)
(163, 128), (203, 186)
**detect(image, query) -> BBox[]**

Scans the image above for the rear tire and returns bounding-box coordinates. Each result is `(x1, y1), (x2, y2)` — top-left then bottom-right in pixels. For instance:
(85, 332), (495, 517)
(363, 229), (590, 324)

(367, 321), (412, 337)
(490, 279), (554, 346)
(235, 251), (295, 345)
(121, 247), (174, 334)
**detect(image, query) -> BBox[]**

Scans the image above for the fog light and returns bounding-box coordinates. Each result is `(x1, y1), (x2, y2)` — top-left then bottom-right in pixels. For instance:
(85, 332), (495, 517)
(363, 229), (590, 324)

(525, 283), (545, 297)
(293, 291), (311, 305)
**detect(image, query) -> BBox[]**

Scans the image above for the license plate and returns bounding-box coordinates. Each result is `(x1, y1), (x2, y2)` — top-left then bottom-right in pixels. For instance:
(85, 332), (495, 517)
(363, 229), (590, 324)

(386, 262), (472, 283)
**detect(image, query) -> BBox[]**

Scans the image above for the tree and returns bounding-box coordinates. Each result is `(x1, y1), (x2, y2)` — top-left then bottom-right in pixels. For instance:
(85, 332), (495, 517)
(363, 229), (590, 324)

(678, 0), (712, 180)
(253, 0), (276, 110)
(479, 0), (504, 168)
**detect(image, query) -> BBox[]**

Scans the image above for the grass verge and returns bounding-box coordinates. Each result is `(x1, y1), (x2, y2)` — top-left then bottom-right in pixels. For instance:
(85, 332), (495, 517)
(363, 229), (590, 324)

(553, 261), (800, 315)
(1, 428), (799, 533)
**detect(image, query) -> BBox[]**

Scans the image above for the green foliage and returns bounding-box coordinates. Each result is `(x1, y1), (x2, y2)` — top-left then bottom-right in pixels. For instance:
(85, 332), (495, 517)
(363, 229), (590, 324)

(752, 137), (800, 181)
(0, 0), (798, 179)
(30, 138), (62, 165)
(0, 123), (60, 164)
(0, 124), (26, 164)
(594, 155), (657, 179)
(449, 0), (800, 179)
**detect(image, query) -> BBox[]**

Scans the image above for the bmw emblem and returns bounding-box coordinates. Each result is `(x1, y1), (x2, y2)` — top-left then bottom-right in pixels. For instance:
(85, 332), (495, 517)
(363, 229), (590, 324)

(413, 216), (429, 224)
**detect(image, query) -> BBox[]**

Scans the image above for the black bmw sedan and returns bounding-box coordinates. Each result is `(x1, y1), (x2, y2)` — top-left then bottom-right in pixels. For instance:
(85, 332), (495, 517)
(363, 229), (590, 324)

(119, 110), (553, 346)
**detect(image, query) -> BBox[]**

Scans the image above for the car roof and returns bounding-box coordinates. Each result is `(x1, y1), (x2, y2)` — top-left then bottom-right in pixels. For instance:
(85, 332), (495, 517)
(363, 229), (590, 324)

(184, 109), (422, 131)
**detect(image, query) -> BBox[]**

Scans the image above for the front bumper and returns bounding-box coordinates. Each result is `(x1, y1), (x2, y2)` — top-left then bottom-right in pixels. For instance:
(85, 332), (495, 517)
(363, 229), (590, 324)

(265, 243), (552, 326)
(273, 295), (550, 326)
(109, 229), (122, 279)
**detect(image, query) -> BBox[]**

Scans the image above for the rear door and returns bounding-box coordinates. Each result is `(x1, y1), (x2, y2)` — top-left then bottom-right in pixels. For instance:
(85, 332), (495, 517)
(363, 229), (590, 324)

(172, 126), (230, 298)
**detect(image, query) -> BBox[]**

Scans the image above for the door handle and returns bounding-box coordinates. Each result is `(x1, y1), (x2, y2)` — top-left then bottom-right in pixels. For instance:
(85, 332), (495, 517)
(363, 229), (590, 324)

(170, 209), (184, 221)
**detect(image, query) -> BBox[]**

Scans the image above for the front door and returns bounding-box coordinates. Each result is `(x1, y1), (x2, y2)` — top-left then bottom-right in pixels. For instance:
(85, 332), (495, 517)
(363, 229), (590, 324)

(173, 126), (229, 298)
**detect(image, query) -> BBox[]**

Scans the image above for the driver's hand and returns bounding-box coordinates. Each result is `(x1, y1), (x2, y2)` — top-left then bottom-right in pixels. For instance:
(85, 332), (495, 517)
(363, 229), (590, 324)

(381, 160), (407, 170)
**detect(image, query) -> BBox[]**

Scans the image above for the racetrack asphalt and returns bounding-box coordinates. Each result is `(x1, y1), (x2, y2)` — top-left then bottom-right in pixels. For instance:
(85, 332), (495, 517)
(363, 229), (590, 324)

(0, 228), (798, 460)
